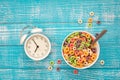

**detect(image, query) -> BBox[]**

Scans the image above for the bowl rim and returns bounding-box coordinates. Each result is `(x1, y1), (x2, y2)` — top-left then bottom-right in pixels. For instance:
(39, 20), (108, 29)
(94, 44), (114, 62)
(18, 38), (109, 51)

(61, 31), (100, 69)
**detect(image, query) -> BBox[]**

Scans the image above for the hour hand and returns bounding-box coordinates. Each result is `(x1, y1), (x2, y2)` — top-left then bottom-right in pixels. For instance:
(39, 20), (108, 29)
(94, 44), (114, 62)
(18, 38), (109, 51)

(34, 47), (37, 53)
(34, 45), (39, 53)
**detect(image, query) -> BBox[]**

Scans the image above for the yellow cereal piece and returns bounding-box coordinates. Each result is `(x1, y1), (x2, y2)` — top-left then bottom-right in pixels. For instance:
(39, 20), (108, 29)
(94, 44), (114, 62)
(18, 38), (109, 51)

(64, 54), (69, 60)
(69, 50), (74, 55)
(84, 51), (89, 57)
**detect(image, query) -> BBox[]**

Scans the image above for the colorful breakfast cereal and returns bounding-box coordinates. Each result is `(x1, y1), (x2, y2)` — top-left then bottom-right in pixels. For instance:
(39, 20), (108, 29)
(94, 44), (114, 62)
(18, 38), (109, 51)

(62, 31), (100, 69)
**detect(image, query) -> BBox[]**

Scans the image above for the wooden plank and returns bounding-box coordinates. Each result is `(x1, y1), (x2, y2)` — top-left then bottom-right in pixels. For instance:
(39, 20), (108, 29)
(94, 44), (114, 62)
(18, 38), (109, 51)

(0, 45), (119, 69)
(0, 68), (120, 80)
(0, 23), (119, 45)
(0, 0), (120, 79)
(0, 0), (120, 23)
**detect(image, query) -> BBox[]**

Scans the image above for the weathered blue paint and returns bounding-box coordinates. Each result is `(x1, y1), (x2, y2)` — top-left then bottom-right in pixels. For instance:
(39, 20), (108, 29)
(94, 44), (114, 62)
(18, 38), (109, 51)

(0, 0), (120, 80)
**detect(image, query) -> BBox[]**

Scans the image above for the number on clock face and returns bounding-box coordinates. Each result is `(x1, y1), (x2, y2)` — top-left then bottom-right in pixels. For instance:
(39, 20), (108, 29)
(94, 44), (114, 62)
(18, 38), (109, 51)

(24, 34), (51, 60)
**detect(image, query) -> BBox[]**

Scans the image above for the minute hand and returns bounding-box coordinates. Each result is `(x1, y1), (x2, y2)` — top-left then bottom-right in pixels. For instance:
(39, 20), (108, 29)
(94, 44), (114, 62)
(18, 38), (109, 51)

(32, 39), (38, 46)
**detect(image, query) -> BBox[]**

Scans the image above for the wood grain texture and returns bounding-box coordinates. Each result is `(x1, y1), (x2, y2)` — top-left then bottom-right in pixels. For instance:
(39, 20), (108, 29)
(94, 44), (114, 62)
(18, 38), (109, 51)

(0, 0), (120, 80)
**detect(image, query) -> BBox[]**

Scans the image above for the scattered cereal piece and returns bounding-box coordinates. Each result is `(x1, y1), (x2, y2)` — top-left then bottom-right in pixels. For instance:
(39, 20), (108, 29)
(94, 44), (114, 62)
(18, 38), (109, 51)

(97, 20), (101, 24)
(90, 11), (94, 16)
(73, 70), (78, 74)
(56, 67), (60, 71)
(48, 66), (53, 71)
(78, 19), (83, 24)
(88, 18), (93, 23)
(100, 60), (104, 65)
(88, 23), (92, 28)
(50, 61), (54, 66)
(57, 59), (61, 64)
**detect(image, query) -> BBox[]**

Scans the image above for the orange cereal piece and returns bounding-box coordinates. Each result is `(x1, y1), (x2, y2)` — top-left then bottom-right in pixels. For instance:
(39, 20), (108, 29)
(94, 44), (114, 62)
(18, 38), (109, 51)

(79, 50), (84, 55)
(78, 58), (84, 63)
(88, 59), (93, 64)
(75, 52), (79, 57)
(81, 37), (86, 41)
(85, 33), (90, 38)
(91, 53), (97, 61)
(88, 18), (93, 23)
(63, 46), (69, 54)
(77, 63), (83, 68)
(76, 60), (81, 65)
(82, 57), (86, 62)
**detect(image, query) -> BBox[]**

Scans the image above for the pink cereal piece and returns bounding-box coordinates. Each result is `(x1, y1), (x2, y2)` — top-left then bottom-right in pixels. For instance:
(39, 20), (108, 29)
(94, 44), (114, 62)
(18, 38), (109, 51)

(57, 59), (61, 64)
(73, 70), (78, 74)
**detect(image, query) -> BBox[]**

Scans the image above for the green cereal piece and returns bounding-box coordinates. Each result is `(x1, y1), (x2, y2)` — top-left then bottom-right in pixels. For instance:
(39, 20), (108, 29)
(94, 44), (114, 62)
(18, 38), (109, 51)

(81, 33), (85, 37)
(78, 45), (83, 50)
(87, 38), (91, 42)
(69, 59), (74, 64)
(70, 35), (74, 38)
(88, 23), (92, 28)
(69, 33), (75, 38)
(69, 56), (76, 63)
(50, 61), (54, 66)
(72, 60), (77, 66)
(74, 59), (77, 64)
(66, 37), (71, 42)
(85, 42), (90, 47)
(81, 41), (85, 45)
(70, 56), (75, 60)
(74, 32), (79, 36)
(72, 63), (77, 66)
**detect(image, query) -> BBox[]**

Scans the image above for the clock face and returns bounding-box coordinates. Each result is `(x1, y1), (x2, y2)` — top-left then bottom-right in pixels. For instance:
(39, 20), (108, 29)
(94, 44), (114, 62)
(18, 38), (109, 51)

(24, 33), (51, 60)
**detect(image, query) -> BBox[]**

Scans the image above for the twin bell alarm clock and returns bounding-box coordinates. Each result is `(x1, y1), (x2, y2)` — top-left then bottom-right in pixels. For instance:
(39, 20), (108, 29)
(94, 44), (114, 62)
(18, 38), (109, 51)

(20, 26), (51, 61)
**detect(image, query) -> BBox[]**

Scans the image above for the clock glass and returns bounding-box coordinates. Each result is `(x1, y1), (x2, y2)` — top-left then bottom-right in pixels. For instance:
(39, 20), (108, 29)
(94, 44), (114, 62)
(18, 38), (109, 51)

(24, 33), (51, 60)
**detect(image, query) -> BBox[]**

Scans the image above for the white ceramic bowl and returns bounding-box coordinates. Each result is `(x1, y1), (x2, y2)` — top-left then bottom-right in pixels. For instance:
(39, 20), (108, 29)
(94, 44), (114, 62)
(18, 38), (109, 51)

(62, 31), (100, 69)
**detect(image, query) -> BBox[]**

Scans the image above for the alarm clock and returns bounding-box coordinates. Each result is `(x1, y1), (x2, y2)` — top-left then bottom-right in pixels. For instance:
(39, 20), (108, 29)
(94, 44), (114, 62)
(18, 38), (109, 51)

(20, 26), (51, 61)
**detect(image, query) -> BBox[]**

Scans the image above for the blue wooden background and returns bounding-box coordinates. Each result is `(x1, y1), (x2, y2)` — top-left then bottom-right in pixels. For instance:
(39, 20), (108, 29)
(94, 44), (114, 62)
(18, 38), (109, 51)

(0, 0), (120, 80)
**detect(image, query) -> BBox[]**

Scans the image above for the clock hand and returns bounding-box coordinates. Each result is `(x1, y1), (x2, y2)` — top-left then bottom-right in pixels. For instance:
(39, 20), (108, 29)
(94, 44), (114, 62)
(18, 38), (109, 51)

(32, 39), (38, 47)
(34, 45), (39, 53)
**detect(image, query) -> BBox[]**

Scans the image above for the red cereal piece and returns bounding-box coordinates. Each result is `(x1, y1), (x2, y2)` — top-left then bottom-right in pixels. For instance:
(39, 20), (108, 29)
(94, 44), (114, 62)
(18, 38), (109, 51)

(57, 59), (61, 64)
(56, 67), (60, 71)
(73, 70), (78, 74)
